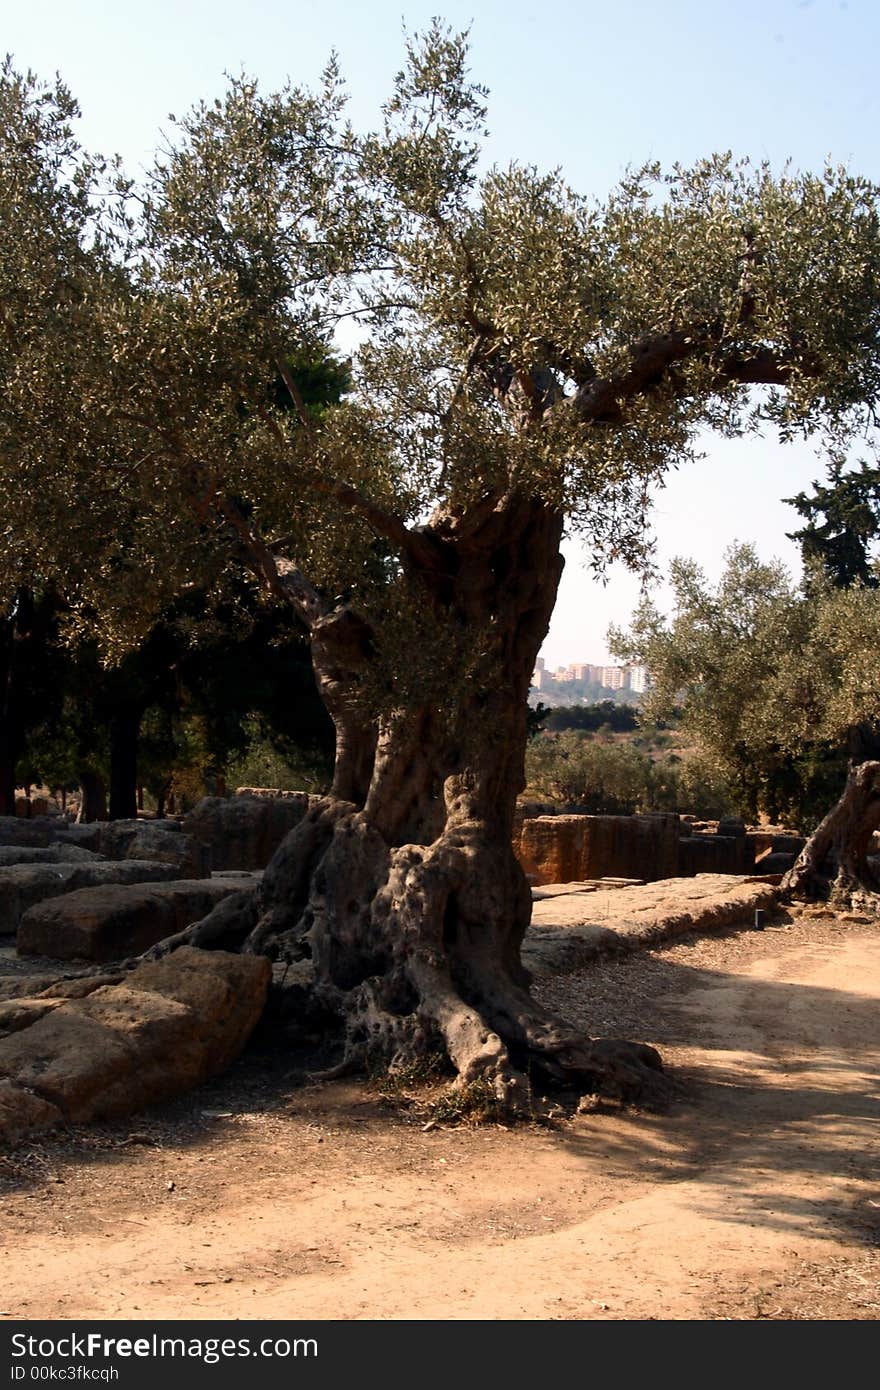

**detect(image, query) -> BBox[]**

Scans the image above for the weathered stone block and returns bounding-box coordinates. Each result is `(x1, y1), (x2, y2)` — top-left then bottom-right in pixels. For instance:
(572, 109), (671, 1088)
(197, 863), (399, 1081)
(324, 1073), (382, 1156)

(184, 794), (313, 870)
(54, 822), (104, 852)
(678, 833), (754, 877)
(0, 997), (64, 1037)
(753, 850), (799, 875)
(0, 860), (181, 938)
(0, 816), (53, 849)
(0, 948), (270, 1131)
(94, 821), (209, 878)
(514, 812), (680, 887)
(0, 845), (104, 867)
(16, 877), (253, 961)
(749, 831), (805, 862)
(234, 787), (304, 799)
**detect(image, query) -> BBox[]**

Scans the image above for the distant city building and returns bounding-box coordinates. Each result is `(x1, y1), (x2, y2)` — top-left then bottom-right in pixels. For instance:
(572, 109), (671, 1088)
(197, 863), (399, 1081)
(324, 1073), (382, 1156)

(529, 658), (650, 703)
(601, 665), (627, 690)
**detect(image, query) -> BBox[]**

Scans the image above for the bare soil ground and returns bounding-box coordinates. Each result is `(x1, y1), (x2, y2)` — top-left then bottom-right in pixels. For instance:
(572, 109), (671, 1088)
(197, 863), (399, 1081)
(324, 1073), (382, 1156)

(1, 911), (878, 1321)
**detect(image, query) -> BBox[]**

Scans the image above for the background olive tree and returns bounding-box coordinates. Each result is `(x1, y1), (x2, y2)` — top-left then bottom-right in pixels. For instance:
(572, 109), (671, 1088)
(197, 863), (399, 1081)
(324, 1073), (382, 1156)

(613, 540), (880, 898)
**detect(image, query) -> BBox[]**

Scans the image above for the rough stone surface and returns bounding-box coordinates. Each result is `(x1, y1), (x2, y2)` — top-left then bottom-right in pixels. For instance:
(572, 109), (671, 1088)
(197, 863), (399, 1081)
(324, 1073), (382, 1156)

(678, 833), (754, 876)
(55, 823), (104, 852)
(751, 832), (805, 862)
(0, 945), (109, 1000)
(523, 874), (780, 976)
(0, 1078), (63, 1146)
(0, 861), (182, 938)
(532, 878), (644, 899)
(0, 997), (64, 1037)
(0, 845), (105, 867)
(17, 877), (257, 962)
(514, 812), (680, 886)
(234, 787), (305, 799)
(0, 816), (54, 849)
(184, 795), (313, 871)
(35, 976), (121, 999)
(3, 816), (211, 875)
(93, 821), (209, 878)
(0, 947), (270, 1140)
(514, 810), (763, 884)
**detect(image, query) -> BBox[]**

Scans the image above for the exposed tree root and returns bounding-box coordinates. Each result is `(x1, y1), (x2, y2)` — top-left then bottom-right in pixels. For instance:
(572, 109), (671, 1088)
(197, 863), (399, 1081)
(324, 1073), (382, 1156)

(149, 802), (670, 1113)
(130, 501), (673, 1112)
(138, 888), (260, 963)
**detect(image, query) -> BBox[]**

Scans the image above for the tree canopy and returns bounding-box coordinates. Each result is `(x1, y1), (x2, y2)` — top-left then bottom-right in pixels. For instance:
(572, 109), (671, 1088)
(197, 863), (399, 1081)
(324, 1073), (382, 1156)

(3, 31), (880, 671)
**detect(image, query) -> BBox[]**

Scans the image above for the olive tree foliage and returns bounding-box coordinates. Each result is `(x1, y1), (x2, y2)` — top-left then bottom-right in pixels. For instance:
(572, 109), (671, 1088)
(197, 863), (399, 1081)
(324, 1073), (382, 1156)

(612, 547), (805, 822)
(4, 27), (880, 1099)
(4, 34), (880, 657)
(611, 543), (880, 842)
(525, 730), (659, 814)
(524, 728), (732, 818)
(0, 62), (128, 602)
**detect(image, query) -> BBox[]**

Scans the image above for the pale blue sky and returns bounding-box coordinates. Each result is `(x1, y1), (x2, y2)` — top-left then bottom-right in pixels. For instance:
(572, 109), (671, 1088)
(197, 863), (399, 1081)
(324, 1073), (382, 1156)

(6, 1), (878, 662)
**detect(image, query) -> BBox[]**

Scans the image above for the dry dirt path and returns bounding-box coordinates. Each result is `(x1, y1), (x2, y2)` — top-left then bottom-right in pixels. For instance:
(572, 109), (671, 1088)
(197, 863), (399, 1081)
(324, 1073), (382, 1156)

(1, 914), (878, 1321)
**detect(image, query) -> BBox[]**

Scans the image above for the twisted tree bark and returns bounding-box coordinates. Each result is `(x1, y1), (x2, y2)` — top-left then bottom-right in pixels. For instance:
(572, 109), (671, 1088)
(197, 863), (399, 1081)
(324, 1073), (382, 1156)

(155, 492), (665, 1108)
(782, 759), (880, 906)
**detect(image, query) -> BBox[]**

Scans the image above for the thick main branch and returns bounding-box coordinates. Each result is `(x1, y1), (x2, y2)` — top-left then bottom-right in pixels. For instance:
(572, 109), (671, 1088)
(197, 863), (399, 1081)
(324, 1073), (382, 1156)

(571, 326), (800, 425)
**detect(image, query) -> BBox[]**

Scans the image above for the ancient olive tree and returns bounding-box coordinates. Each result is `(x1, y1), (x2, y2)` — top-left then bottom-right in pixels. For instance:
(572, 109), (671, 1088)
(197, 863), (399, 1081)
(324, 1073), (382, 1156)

(4, 28), (880, 1100)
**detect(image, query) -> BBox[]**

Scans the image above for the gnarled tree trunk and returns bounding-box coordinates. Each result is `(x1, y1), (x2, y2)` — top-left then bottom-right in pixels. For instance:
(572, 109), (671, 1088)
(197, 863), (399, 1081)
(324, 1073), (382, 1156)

(782, 759), (880, 907)
(156, 494), (664, 1108)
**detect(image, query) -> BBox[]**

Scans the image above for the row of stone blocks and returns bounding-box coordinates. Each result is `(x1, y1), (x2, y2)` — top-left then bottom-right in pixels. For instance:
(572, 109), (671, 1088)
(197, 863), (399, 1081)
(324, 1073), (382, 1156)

(1, 797), (801, 962)
(512, 812), (801, 887)
(0, 799), (286, 1144)
(0, 794), (314, 961)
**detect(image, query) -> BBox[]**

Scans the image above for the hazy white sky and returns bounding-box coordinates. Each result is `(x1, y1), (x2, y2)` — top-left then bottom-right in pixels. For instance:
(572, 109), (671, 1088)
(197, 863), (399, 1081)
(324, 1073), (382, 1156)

(6, 0), (878, 662)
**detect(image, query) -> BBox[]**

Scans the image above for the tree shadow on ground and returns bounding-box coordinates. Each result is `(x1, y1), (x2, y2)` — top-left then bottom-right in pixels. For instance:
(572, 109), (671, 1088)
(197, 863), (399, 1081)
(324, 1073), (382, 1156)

(547, 936), (880, 1252)
(2, 923), (878, 1266)
(0, 1035), (422, 1200)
